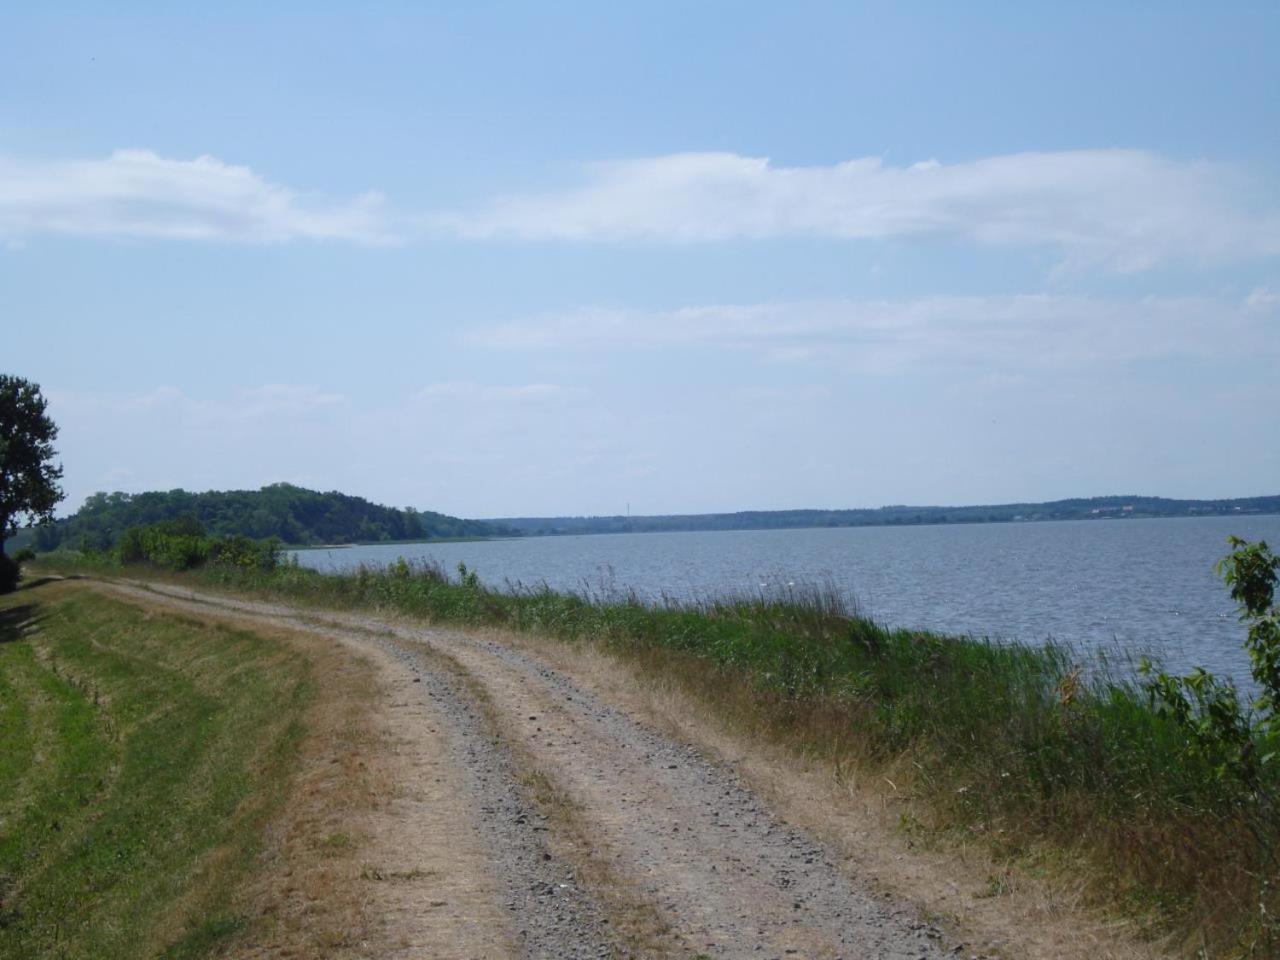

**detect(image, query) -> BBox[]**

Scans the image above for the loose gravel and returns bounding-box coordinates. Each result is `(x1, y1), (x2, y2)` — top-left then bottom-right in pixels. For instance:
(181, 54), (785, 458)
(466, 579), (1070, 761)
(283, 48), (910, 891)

(112, 581), (954, 960)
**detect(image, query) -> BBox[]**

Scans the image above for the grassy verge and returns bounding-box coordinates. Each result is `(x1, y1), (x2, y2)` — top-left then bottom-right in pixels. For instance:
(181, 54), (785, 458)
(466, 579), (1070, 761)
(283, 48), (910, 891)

(0, 578), (312, 960)
(37, 552), (1280, 957)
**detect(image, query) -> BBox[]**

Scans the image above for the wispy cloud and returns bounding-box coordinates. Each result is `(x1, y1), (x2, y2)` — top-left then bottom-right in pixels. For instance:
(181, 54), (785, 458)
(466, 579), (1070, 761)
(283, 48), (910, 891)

(471, 292), (1279, 373)
(441, 150), (1280, 270)
(10, 147), (1277, 267)
(0, 149), (393, 244)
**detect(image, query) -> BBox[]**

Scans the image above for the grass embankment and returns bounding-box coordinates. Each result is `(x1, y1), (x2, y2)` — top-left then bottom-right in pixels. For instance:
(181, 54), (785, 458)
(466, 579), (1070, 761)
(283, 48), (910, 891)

(37, 553), (1280, 957)
(0, 579), (312, 960)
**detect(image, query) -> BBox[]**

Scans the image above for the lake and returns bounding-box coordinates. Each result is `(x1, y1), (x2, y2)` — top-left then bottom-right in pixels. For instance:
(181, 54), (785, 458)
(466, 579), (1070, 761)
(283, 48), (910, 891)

(292, 514), (1280, 686)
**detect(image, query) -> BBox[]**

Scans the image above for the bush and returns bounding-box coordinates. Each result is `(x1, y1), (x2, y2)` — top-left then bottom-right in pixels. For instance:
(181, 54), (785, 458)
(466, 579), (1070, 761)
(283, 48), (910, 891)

(208, 534), (282, 572)
(112, 522), (282, 573)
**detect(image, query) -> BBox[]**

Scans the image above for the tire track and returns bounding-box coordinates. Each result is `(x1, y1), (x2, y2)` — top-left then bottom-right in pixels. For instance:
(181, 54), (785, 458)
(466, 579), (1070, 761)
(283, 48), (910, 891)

(113, 581), (951, 959)
(100, 582), (617, 960)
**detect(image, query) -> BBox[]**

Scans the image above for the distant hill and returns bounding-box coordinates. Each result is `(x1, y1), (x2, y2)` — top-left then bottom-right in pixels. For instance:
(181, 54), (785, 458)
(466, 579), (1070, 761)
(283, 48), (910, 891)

(493, 494), (1280, 536)
(16, 483), (513, 550)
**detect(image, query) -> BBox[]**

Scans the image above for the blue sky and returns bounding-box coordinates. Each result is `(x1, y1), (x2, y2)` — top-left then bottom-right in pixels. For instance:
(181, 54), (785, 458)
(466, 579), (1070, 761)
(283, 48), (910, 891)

(4, 2), (1278, 517)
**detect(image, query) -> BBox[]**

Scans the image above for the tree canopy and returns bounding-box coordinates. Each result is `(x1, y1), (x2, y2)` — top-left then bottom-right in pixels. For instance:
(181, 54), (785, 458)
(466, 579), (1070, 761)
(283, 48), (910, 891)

(23, 483), (513, 551)
(0, 375), (64, 553)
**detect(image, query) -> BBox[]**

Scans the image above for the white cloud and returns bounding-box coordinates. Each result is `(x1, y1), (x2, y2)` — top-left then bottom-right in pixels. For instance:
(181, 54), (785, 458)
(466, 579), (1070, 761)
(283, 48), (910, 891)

(471, 292), (1278, 373)
(442, 150), (1280, 269)
(0, 149), (393, 244)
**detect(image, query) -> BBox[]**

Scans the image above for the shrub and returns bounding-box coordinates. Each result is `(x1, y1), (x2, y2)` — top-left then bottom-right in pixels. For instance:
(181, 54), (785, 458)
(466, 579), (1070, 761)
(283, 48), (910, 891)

(208, 534), (281, 571)
(112, 523), (281, 573)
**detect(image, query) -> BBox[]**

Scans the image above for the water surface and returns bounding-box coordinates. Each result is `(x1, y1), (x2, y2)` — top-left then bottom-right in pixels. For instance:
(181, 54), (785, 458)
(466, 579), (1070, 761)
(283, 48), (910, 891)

(293, 515), (1280, 685)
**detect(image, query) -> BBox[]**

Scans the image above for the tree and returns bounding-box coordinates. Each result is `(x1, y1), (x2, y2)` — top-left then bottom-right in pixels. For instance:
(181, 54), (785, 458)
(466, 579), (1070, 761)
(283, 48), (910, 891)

(1, 376), (65, 589)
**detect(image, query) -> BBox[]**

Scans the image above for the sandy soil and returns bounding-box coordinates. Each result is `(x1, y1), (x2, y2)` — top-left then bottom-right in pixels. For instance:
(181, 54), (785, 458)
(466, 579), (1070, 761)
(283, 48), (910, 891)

(97, 578), (1169, 960)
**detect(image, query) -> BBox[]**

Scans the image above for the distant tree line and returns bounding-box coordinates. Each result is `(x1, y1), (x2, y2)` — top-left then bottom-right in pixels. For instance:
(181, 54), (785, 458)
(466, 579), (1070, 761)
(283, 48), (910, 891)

(17, 483), (513, 552)
(495, 494), (1280, 537)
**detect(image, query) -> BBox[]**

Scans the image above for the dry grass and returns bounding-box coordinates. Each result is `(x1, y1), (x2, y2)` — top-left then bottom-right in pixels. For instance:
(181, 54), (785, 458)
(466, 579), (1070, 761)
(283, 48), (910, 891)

(83, 583), (391, 959)
(99, 582), (520, 960)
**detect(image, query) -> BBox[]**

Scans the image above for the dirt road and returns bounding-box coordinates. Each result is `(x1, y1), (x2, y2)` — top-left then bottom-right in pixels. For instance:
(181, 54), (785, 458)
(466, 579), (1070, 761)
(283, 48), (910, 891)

(95, 579), (1158, 960)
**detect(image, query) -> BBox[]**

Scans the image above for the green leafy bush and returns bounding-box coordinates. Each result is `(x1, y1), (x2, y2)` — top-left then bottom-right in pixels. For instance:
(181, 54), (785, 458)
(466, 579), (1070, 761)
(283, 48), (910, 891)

(1141, 538), (1280, 785)
(113, 520), (281, 572)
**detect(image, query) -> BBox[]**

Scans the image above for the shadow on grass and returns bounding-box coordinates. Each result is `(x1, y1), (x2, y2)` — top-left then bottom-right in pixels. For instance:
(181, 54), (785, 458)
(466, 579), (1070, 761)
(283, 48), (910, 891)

(0, 604), (39, 644)
(18, 576), (74, 591)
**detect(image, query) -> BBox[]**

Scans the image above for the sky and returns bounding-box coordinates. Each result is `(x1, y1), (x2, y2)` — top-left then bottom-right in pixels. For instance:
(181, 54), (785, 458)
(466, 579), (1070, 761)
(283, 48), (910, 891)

(4, 1), (1279, 519)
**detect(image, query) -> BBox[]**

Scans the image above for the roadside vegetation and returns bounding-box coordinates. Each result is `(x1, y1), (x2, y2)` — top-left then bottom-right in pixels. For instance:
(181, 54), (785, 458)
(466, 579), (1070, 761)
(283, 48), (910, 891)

(35, 531), (1280, 957)
(0, 580), (312, 959)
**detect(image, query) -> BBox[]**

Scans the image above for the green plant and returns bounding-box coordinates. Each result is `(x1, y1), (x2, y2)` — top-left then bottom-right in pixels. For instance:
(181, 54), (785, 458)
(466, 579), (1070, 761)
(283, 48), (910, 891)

(0, 375), (64, 591)
(457, 561), (480, 589)
(1218, 537), (1280, 719)
(112, 522), (282, 573)
(1141, 539), (1280, 785)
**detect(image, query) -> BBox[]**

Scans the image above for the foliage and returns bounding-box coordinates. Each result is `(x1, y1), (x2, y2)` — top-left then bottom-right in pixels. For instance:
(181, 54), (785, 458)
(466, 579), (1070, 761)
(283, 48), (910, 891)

(114, 519), (283, 572)
(0, 547), (33, 593)
(1140, 539), (1280, 783)
(19, 482), (513, 553)
(1219, 537), (1280, 715)
(0, 376), (64, 579)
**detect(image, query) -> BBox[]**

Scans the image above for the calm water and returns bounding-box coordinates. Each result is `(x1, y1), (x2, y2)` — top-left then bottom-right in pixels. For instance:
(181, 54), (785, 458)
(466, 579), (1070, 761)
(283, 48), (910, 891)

(293, 515), (1280, 685)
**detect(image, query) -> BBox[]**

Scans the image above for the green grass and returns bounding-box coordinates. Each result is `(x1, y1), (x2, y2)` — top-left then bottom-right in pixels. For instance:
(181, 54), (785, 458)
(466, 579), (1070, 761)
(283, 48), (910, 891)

(37, 552), (1280, 956)
(0, 579), (311, 960)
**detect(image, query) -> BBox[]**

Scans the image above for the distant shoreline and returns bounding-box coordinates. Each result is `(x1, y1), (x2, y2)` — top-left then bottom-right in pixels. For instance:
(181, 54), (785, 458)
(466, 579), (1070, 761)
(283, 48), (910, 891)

(290, 534), (504, 551)
(287, 506), (1280, 550)
(486, 496), (1280, 538)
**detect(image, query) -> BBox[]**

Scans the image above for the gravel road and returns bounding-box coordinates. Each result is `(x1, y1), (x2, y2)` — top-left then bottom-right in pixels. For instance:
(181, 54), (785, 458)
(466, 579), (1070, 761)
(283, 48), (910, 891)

(105, 581), (952, 960)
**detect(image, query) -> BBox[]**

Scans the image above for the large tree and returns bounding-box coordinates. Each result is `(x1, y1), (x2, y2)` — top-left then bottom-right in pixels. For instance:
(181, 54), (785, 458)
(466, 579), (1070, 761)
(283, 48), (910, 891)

(1, 375), (65, 559)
